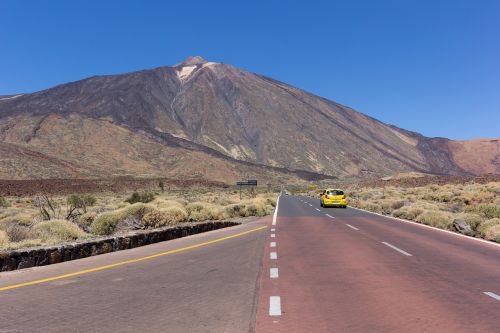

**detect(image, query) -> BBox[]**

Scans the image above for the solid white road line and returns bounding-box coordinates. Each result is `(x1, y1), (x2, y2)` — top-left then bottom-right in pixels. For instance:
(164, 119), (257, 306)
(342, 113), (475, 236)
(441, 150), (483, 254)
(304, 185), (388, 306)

(484, 292), (500, 302)
(325, 214), (334, 218)
(270, 242), (276, 248)
(272, 197), (280, 226)
(382, 242), (413, 256)
(270, 268), (279, 278)
(269, 296), (282, 316)
(271, 233), (276, 238)
(345, 224), (359, 230)
(270, 252), (277, 260)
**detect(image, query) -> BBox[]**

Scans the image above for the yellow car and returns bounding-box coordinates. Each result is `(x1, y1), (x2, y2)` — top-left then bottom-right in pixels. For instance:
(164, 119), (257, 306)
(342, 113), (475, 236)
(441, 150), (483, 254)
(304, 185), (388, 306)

(320, 189), (347, 208)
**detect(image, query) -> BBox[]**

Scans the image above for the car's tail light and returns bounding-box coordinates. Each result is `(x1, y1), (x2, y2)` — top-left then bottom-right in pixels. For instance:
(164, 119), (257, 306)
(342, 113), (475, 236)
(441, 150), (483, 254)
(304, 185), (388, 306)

(326, 195), (330, 199)
(342, 195), (346, 199)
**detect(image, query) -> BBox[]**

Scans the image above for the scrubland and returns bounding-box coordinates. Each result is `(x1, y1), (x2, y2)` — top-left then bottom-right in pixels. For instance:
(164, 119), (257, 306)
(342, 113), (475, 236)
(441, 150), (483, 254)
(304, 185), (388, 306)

(0, 188), (277, 250)
(344, 181), (500, 243)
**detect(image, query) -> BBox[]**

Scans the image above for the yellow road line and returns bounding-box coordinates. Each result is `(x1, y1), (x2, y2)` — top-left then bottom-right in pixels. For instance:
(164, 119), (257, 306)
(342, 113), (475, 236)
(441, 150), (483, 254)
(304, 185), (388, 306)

(0, 225), (267, 292)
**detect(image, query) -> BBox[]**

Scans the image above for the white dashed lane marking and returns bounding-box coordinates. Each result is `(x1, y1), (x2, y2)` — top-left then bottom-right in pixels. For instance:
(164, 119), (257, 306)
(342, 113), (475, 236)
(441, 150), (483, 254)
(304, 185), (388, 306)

(270, 268), (279, 278)
(270, 252), (277, 260)
(271, 234), (276, 238)
(270, 242), (276, 248)
(484, 292), (500, 302)
(345, 224), (359, 230)
(382, 242), (413, 257)
(269, 296), (282, 316)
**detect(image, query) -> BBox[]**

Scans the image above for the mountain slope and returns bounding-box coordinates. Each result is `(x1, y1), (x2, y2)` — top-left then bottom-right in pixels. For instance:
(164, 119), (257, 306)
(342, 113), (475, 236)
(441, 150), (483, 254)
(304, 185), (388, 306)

(0, 56), (498, 181)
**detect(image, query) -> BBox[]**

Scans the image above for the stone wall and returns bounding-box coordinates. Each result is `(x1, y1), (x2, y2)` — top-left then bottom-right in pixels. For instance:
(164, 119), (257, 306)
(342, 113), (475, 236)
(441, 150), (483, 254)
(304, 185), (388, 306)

(0, 221), (239, 271)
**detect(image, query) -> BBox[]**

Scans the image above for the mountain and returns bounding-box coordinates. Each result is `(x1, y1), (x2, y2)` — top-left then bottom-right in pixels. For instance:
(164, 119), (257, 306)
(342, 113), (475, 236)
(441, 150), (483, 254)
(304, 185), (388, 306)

(0, 56), (498, 182)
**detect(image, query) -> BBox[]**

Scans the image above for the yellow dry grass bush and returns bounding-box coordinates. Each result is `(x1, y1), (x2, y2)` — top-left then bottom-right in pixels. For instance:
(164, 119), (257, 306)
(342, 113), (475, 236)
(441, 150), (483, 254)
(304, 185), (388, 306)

(224, 204), (248, 218)
(91, 203), (155, 235)
(78, 211), (97, 229)
(186, 202), (225, 221)
(0, 230), (9, 248)
(142, 206), (188, 228)
(483, 223), (500, 242)
(477, 218), (500, 237)
(415, 210), (453, 229)
(392, 207), (424, 220)
(33, 219), (86, 243)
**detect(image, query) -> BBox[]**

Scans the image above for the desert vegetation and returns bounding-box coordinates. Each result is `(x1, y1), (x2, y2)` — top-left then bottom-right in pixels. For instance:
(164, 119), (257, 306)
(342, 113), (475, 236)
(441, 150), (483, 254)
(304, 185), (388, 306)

(344, 181), (500, 243)
(0, 188), (277, 250)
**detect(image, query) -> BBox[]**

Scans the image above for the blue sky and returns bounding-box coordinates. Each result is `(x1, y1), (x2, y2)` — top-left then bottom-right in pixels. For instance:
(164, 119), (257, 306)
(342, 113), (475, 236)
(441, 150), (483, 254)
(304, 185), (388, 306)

(1, 0), (499, 139)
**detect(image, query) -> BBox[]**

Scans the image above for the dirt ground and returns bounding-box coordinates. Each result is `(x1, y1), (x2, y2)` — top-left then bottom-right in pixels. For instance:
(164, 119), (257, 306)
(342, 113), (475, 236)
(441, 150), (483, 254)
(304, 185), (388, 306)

(0, 177), (228, 196)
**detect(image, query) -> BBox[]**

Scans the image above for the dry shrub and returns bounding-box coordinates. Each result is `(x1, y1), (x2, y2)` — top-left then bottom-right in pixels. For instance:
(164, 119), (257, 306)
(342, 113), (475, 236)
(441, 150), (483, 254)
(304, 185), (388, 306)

(421, 191), (453, 203)
(466, 204), (500, 219)
(245, 204), (265, 217)
(0, 230), (9, 247)
(473, 191), (496, 204)
(11, 212), (37, 226)
(392, 207), (423, 220)
(357, 201), (382, 213)
(415, 210), (453, 229)
(0, 196), (10, 208)
(91, 203), (154, 235)
(483, 224), (500, 242)
(186, 202), (225, 221)
(225, 204), (247, 218)
(125, 191), (155, 204)
(266, 198), (277, 207)
(477, 218), (500, 238)
(142, 207), (188, 228)
(33, 219), (86, 243)
(4, 223), (33, 242)
(78, 211), (97, 231)
(455, 213), (484, 230)
(391, 200), (405, 210)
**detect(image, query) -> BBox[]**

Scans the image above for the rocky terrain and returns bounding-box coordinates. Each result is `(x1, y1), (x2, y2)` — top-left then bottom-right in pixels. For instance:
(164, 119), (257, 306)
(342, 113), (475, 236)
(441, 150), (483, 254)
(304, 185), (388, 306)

(0, 56), (498, 182)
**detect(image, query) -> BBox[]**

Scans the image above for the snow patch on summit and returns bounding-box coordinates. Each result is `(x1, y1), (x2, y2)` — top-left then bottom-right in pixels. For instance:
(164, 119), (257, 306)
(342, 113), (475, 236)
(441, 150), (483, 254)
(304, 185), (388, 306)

(177, 65), (197, 82)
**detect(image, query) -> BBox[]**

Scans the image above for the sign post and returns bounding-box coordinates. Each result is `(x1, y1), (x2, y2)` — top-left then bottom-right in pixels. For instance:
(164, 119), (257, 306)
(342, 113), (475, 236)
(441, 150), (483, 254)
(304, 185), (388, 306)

(236, 179), (258, 200)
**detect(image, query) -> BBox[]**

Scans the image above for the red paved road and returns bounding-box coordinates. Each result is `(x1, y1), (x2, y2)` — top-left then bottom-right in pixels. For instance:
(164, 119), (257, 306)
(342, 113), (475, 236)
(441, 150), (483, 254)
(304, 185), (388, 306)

(256, 195), (500, 333)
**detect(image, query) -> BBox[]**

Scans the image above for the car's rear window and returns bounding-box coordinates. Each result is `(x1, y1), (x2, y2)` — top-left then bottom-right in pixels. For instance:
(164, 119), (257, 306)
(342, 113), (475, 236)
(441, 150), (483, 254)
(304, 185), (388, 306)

(327, 190), (344, 195)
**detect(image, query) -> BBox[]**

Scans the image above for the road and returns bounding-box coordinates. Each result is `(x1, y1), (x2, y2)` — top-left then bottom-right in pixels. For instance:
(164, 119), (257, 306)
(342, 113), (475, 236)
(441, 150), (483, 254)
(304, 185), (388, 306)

(1, 195), (499, 332)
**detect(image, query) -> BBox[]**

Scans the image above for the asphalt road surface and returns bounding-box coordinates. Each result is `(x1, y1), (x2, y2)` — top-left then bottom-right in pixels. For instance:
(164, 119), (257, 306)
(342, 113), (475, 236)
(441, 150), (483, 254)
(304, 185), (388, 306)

(1, 195), (499, 332)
